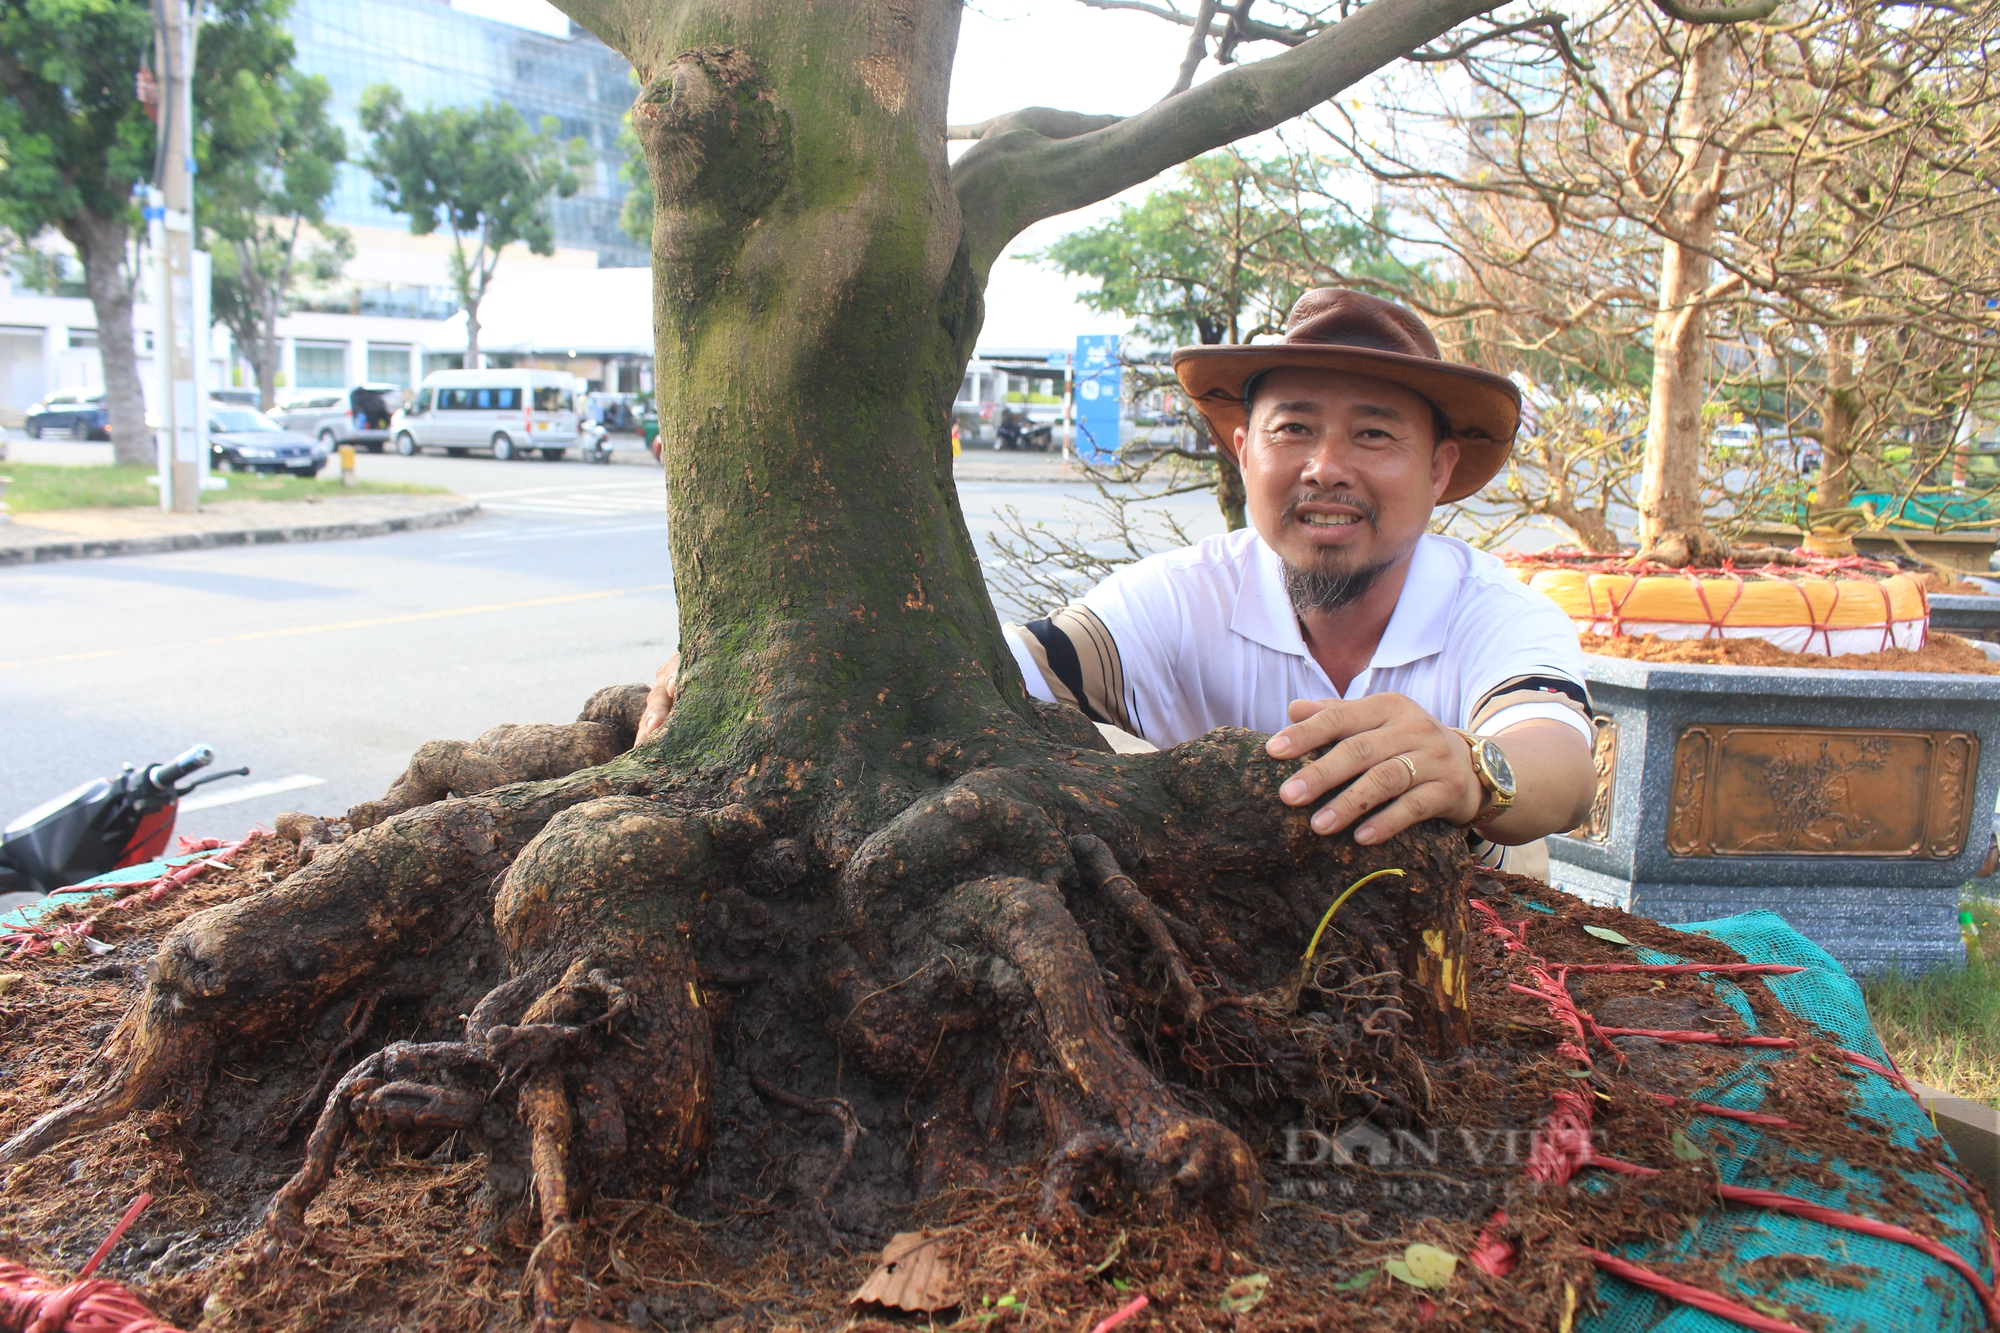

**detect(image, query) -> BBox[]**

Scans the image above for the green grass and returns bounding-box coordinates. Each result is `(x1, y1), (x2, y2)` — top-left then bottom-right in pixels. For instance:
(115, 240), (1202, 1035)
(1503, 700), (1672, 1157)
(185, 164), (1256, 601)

(1860, 893), (2000, 1107)
(0, 462), (445, 512)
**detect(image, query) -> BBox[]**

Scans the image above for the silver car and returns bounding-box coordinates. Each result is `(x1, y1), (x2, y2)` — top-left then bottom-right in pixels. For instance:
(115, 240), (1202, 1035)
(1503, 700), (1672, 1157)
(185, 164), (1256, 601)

(275, 384), (402, 452)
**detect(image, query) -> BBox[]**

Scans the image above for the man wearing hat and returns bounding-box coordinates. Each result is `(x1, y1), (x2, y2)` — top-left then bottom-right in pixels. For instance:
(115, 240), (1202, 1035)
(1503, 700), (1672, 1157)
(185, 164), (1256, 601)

(1002, 289), (1597, 857)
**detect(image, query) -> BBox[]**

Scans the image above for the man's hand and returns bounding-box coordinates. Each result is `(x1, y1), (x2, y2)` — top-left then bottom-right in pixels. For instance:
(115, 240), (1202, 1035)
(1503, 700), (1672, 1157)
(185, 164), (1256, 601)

(1265, 694), (1484, 844)
(634, 652), (680, 745)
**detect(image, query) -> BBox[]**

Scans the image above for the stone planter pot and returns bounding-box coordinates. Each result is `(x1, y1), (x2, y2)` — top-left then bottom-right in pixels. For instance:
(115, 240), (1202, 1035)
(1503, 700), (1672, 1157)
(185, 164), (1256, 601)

(1548, 653), (2000, 973)
(1740, 523), (2000, 573)
(1927, 592), (2000, 643)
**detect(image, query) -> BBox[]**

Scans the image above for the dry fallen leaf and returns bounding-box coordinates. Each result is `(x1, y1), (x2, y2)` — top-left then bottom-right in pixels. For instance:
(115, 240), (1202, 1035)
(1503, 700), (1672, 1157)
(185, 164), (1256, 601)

(850, 1229), (961, 1313)
(1385, 1242), (1459, 1290)
(568, 1319), (641, 1333)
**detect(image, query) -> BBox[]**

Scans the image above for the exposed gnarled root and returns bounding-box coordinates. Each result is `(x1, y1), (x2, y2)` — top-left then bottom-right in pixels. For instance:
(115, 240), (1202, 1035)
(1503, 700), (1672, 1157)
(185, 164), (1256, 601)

(349, 682), (649, 830)
(942, 874), (1264, 1218)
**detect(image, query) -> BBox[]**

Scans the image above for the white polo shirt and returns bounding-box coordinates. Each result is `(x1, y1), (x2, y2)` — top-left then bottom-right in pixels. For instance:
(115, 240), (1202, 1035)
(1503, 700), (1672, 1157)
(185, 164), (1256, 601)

(1004, 528), (1592, 749)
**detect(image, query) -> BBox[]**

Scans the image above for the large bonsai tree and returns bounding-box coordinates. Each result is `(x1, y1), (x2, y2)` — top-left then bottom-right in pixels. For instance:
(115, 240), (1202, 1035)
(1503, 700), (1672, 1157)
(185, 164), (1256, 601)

(1, 0), (1741, 1325)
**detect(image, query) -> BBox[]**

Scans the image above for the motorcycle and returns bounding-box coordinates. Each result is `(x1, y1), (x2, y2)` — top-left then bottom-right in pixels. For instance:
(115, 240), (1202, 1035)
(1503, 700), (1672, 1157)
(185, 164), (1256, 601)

(581, 418), (613, 465)
(0, 745), (249, 898)
(994, 415), (1054, 452)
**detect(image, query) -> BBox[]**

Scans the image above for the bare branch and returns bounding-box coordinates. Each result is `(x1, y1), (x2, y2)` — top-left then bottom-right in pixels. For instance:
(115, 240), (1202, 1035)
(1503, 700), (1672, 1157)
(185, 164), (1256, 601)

(1647, 0), (1781, 24)
(1168, 0), (1223, 97)
(1072, 0), (1316, 46)
(948, 108), (1125, 142)
(955, 0), (1502, 275)
(1407, 12), (1571, 63)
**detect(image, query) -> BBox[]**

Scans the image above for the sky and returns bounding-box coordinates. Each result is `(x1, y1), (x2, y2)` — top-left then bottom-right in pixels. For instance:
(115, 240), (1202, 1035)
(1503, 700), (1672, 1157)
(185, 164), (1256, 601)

(447, 0), (1284, 350)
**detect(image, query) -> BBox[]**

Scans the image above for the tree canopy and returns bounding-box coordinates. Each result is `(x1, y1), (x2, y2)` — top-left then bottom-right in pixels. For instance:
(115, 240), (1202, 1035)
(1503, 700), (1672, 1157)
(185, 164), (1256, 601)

(359, 87), (589, 365)
(199, 18), (349, 408)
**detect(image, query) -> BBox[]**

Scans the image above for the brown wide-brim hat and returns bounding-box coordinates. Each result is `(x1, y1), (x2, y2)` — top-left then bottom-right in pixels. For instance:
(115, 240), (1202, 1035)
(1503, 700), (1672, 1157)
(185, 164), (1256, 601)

(1171, 289), (1521, 504)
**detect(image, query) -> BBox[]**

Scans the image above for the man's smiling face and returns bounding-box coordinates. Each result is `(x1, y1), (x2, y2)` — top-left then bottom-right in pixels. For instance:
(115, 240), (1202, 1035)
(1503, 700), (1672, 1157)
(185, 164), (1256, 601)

(1233, 367), (1459, 608)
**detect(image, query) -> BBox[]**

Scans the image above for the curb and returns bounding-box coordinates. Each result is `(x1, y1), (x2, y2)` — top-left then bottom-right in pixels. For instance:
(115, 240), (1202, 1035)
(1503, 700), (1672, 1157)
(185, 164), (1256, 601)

(0, 499), (481, 567)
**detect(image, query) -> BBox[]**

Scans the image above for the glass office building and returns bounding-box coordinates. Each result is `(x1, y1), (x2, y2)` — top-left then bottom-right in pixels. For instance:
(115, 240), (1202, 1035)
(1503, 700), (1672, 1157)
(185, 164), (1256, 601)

(288, 0), (646, 269)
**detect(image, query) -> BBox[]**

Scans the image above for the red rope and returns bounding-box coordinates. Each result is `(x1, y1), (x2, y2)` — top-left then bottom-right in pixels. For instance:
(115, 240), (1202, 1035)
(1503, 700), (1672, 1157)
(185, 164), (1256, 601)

(5, 833), (266, 959)
(1088, 1294), (1149, 1333)
(1595, 1027), (1798, 1049)
(77, 1198), (150, 1281)
(1839, 1048), (1924, 1099)
(1647, 1093), (1799, 1129)
(1583, 1249), (1813, 1333)
(1714, 1186), (2000, 1326)
(0, 1264), (186, 1333)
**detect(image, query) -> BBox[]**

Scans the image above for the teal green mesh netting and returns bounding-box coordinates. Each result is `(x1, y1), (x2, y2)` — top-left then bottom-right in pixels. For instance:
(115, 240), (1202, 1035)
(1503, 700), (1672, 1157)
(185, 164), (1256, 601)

(1579, 910), (1996, 1333)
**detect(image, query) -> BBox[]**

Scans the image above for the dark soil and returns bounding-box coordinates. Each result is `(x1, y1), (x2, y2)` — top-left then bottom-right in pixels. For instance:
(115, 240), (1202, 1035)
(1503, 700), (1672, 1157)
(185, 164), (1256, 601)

(5, 851), (1989, 1332)
(1579, 630), (1997, 674)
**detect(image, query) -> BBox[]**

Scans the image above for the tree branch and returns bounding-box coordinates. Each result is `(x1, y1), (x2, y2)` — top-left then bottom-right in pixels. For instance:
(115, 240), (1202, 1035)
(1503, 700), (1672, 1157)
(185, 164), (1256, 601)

(1072, 0), (1315, 46)
(1168, 0), (1221, 96)
(955, 0), (1501, 276)
(947, 108), (1125, 142)
(1647, 0), (1781, 24)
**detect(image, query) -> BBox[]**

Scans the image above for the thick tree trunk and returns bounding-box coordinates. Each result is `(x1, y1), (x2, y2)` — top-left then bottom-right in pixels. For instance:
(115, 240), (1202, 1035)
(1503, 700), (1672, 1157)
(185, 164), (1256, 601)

(62, 209), (152, 467)
(1637, 31), (1725, 558)
(1809, 326), (1859, 515)
(631, 5), (1028, 769)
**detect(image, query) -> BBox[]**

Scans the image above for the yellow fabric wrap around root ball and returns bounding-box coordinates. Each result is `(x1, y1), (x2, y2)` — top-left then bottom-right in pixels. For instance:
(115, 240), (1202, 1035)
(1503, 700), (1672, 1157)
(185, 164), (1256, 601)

(1516, 566), (1929, 656)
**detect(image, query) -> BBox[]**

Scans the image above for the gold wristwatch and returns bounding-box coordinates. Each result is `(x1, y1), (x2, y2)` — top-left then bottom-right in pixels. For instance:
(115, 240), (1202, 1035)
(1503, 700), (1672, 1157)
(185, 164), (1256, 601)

(1451, 728), (1517, 824)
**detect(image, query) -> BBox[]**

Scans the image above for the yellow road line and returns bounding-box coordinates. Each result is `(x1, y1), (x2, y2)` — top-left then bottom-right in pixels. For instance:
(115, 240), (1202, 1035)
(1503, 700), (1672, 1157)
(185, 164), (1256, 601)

(0, 582), (676, 671)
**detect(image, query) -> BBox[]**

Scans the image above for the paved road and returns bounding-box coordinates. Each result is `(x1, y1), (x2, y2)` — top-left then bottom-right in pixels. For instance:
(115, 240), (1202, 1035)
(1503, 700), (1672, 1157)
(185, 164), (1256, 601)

(0, 444), (1222, 844)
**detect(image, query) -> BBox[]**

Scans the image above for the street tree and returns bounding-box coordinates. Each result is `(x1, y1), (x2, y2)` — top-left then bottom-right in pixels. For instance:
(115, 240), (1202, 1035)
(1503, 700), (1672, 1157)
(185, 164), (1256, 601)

(199, 43), (350, 409)
(1040, 150), (1405, 528)
(359, 87), (589, 367)
(2, 1), (1792, 1324)
(0, 0), (159, 463)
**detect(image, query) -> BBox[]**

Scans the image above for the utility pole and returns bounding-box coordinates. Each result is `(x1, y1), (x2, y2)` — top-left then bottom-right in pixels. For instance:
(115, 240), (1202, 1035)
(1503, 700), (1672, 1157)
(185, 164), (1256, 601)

(149, 0), (201, 513)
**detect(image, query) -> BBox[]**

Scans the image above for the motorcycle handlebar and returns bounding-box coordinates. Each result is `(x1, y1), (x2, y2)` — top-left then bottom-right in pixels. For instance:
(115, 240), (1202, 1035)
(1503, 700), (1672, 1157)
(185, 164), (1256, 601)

(149, 744), (215, 791)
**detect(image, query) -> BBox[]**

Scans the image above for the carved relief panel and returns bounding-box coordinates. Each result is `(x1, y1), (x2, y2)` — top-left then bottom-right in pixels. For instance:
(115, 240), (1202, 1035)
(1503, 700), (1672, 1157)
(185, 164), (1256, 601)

(1665, 724), (1977, 859)
(1568, 714), (1618, 843)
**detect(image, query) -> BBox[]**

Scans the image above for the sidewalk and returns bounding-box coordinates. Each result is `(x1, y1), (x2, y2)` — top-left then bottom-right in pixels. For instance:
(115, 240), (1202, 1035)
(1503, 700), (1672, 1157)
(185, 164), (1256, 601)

(596, 440), (1088, 484)
(0, 493), (479, 566)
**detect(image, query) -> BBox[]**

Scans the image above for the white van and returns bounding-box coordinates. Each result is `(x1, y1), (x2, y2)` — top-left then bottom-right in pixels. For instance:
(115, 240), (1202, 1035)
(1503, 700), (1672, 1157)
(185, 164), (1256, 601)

(391, 369), (581, 461)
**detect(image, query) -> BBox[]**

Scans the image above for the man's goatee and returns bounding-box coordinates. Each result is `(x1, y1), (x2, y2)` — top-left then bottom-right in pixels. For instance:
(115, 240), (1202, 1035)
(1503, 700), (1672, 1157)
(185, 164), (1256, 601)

(1283, 556), (1393, 613)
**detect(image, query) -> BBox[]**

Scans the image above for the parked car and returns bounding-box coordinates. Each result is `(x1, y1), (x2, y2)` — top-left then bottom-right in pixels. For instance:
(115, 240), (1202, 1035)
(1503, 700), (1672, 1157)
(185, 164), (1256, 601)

(391, 369), (580, 460)
(276, 383), (403, 452)
(207, 406), (327, 475)
(25, 389), (109, 440)
(209, 388), (260, 407)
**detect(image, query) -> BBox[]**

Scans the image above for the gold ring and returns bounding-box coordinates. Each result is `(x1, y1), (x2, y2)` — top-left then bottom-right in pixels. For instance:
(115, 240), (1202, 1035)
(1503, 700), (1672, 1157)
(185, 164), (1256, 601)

(1395, 753), (1419, 786)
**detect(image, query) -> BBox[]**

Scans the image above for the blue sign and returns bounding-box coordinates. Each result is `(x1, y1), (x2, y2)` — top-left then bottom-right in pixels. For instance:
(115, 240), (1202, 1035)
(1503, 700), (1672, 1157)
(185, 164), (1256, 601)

(1073, 334), (1121, 463)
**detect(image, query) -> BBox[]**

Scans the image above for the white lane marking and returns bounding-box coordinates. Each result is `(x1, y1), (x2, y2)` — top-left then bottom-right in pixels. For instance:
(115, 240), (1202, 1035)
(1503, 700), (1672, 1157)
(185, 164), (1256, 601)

(179, 773), (326, 812)
(437, 523), (668, 555)
(461, 481), (662, 501)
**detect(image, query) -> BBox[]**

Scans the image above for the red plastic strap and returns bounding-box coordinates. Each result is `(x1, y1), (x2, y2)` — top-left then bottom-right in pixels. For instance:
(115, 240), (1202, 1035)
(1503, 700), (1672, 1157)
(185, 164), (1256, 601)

(1506, 971), (1597, 1065)
(1088, 1294), (1149, 1333)
(1839, 1048), (1924, 1099)
(1583, 1248), (1812, 1333)
(1715, 1185), (2000, 1326)
(1595, 1027), (1798, 1049)
(1524, 1090), (1597, 1186)
(1561, 962), (1805, 976)
(0, 1262), (186, 1333)
(1647, 1093), (1799, 1129)
(1468, 898), (1528, 952)
(1469, 1210), (1517, 1276)
(78, 1197), (151, 1281)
